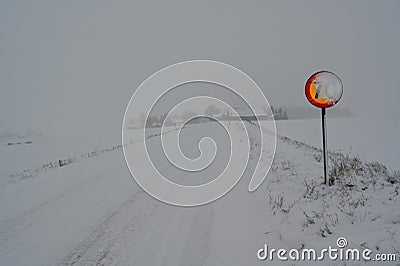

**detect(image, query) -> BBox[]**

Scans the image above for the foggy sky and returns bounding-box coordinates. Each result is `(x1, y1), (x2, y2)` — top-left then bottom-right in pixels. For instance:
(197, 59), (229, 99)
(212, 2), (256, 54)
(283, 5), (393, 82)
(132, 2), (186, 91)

(1, 0), (399, 136)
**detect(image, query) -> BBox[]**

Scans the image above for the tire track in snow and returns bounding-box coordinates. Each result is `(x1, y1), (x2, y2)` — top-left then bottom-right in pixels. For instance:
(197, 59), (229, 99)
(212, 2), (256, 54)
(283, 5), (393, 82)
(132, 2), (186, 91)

(59, 125), (219, 266)
(0, 160), (124, 258)
(58, 189), (146, 265)
(0, 127), (181, 262)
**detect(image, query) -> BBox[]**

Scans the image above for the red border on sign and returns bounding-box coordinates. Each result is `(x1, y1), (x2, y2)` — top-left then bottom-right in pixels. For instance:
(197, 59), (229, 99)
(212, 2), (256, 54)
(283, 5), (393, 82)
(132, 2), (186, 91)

(305, 70), (343, 109)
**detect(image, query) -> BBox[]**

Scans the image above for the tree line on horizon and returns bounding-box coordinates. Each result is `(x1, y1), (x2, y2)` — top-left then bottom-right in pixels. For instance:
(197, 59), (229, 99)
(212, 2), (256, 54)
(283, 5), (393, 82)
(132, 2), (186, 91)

(127, 104), (289, 129)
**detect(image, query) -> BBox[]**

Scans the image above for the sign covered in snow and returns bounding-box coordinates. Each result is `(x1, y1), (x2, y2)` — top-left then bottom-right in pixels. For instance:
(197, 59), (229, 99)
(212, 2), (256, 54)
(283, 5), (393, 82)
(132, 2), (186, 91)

(305, 70), (343, 186)
(305, 71), (343, 109)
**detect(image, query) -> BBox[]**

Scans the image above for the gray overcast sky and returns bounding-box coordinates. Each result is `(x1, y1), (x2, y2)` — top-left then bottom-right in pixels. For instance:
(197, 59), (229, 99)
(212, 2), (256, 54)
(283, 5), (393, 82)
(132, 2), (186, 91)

(1, 0), (399, 135)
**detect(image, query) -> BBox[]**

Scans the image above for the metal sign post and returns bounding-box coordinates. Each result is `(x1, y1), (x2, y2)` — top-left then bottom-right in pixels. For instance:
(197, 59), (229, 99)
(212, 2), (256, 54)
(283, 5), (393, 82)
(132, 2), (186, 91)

(321, 108), (327, 184)
(305, 71), (343, 186)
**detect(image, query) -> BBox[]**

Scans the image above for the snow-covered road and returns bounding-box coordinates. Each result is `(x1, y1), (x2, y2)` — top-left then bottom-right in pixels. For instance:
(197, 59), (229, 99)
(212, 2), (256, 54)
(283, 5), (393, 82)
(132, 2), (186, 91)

(0, 122), (399, 265)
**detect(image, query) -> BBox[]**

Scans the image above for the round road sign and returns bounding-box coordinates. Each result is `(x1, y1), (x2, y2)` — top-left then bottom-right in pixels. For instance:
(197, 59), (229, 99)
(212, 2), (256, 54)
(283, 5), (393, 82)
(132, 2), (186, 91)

(305, 71), (343, 108)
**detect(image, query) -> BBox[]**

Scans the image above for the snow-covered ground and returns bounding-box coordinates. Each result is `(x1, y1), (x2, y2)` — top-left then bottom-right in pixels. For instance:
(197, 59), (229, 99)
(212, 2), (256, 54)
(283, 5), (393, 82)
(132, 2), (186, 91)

(0, 131), (119, 178)
(0, 119), (399, 265)
(276, 116), (400, 170)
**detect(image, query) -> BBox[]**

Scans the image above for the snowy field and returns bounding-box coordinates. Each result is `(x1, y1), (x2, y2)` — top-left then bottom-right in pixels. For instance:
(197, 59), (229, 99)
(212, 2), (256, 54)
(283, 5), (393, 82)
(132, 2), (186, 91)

(0, 119), (399, 265)
(0, 131), (119, 178)
(276, 116), (400, 171)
